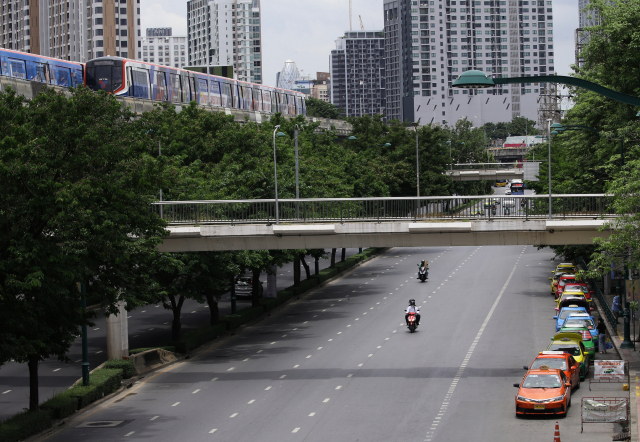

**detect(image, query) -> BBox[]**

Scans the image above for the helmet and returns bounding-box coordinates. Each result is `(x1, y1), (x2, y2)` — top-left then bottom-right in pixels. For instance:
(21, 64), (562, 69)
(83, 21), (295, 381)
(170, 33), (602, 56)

(421, 260), (425, 265)
(409, 299), (416, 306)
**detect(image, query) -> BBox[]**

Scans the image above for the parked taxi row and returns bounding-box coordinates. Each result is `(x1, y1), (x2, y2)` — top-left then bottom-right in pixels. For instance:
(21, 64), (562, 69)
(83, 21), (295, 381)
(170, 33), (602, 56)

(514, 262), (597, 417)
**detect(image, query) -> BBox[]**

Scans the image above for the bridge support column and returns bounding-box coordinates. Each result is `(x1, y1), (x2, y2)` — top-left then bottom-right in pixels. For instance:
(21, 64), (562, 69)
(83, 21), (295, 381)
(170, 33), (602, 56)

(106, 301), (128, 360)
(266, 265), (277, 298)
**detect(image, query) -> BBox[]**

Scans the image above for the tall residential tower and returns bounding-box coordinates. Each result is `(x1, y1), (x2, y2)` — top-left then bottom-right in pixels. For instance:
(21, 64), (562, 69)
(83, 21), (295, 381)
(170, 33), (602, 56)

(330, 30), (386, 118)
(383, 0), (554, 126)
(187, 0), (262, 84)
(0, 0), (141, 62)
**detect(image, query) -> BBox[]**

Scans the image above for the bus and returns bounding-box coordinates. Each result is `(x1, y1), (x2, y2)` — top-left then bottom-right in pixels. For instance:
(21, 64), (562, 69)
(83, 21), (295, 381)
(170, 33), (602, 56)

(510, 179), (525, 195)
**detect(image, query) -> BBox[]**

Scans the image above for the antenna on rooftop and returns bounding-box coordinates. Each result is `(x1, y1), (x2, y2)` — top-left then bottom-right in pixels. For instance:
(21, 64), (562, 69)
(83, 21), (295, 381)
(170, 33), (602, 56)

(349, 0), (353, 31)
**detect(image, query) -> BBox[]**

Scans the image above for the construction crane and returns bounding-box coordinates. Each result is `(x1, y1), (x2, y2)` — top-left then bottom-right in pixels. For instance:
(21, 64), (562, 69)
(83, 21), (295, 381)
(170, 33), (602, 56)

(359, 15), (365, 30)
(349, 0), (353, 31)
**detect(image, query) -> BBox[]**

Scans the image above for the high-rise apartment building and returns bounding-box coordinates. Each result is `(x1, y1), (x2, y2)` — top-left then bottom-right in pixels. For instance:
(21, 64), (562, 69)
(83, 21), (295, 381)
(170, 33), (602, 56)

(575, 0), (598, 67)
(140, 28), (188, 69)
(0, 0), (140, 62)
(383, 0), (554, 126)
(329, 30), (385, 118)
(187, 0), (262, 84)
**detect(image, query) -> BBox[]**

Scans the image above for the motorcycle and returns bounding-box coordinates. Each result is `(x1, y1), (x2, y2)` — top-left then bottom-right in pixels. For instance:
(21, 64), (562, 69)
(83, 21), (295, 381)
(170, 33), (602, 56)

(418, 266), (428, 282)
(407, 312), (418, 333)
(491, 204), (497, 216)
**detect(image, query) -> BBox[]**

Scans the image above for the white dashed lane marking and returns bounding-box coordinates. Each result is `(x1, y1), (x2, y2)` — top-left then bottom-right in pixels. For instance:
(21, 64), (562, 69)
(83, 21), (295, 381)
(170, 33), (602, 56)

(192, 389), (200, 394)
(323, 398), (330, 403)
(171, 402), (180, 407)
(150, 416), (159, 421)
(209, 429), (217, 434)
(230, 413), (238, 418)
(309, 412), (316, 417)
(2, 390), (11, 394)
(125, 431), (135, 437)
(292, 428), (300, 433)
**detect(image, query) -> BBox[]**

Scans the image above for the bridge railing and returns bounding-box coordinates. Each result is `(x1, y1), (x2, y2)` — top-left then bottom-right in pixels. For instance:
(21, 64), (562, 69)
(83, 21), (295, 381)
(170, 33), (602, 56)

(152, 194), (615, 226)
(450, 162), (529, 170)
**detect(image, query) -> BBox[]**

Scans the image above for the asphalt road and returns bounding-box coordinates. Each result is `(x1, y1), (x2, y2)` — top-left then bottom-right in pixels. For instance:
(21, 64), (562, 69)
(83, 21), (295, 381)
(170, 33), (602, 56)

(33, 244), (624, 442)
(0, 249), (360, 421)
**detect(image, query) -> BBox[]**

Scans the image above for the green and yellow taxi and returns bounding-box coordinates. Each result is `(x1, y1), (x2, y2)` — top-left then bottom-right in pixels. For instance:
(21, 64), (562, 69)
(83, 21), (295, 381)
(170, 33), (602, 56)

(550, 271), (570, 296)
(546, 332), (591, 380)
(559, 325), (596, 360)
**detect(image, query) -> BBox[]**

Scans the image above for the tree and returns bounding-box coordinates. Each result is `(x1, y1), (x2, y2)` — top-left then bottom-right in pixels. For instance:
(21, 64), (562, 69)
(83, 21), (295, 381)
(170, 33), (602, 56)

(305, 97), (345, 120)
(0, 87), (167, 410)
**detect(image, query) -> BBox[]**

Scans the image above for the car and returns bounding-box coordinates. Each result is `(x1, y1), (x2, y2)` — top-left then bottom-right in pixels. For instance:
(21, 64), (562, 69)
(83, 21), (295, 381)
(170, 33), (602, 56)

(561, 313), (598, 342)
(546, 333), (591, 380)
(524, 351), (581, 390)
(554, 306), (589, 332)
(556, 291), (592, 310)
(514, 367), (572, 416)
(234, 275), (264, 299)
(504, 188), (512, 195)
(559, 325), (596, 358)
(556, 274), (577, 296)
(550, 271), (570, 296)
(554, 263), (577, 274)
(495, 179), (508, 187)
(563, 282), (593, 300)
(556, 296), (592, 316)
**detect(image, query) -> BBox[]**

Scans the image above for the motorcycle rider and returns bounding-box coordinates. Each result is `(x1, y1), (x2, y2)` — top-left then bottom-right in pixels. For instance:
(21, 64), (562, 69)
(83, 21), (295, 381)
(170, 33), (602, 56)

(417, 260), (429, 280)
(405, 299), (421, 325)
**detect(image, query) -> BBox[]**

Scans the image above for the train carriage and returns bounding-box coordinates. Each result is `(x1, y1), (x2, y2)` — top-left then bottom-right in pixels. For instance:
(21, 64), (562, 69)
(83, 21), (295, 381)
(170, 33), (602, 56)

(84, 56), (306, 117)
(0, 48), (83, 88)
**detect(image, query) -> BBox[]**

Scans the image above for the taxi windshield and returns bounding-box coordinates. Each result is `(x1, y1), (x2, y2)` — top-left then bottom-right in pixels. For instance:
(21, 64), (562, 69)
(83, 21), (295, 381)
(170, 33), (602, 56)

(558, 266), (576, 273)
(559, 279), (575, 286)
(554, 272), (567, 278)
(565, 285), (587, 292)
(548, 344), (581, 356)
(559, 310), (579, 320)
(531, 359), (567, 371)
(564, 319), (594, 329)
(522, 374), (562, 388)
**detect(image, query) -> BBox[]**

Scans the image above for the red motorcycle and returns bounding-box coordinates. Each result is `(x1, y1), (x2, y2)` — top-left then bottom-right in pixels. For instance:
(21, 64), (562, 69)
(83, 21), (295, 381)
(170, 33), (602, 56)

(407, 312), (418, 333)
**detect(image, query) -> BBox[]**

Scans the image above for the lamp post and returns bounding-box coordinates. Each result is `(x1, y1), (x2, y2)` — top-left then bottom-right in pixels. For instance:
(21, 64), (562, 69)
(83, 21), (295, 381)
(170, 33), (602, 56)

(272, 126), (286, 224)
(411, 122), (420, 197)
(548, 119), (554, 220)
(294, 124), (300, 219)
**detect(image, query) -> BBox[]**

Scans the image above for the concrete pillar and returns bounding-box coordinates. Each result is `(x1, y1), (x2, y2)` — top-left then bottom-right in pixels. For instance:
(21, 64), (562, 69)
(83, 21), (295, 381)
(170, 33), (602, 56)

(266, 265), (277, 298)
(106, 301), (128, 360)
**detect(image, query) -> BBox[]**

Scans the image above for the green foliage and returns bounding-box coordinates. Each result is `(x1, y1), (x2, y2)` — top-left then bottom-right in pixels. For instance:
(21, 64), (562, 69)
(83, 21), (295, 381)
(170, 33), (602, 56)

(63, 368), (123, 409)
(0, 409), (52, 442)
(305, 97), (345, 120)
(40, 394), (78, 419)
(103, 359), (136, 379)
(129, 346), (176, 355)
(482, 117), (539, 139)
(174, 325), (227, 354)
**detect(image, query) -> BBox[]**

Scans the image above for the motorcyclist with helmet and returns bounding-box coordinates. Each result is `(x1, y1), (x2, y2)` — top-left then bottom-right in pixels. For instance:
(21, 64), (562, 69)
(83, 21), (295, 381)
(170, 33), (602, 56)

(405, 299), (421, 325)
(417, 260), (429, 280)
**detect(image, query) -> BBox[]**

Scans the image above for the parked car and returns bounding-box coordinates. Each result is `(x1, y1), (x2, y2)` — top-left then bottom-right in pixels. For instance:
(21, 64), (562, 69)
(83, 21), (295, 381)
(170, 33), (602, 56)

(234, 276), (264, 299)
(514, 367), (572, 416)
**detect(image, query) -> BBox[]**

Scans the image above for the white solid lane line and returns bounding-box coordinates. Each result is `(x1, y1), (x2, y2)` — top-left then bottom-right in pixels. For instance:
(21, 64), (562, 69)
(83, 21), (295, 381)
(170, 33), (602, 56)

(150, 416), (159, 421)
(172, 402), (180, 407)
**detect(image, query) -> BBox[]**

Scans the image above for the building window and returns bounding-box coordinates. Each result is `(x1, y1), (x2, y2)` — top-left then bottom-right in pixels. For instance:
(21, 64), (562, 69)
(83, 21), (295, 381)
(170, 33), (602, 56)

(95, 7), (102, 13)
(121, 19), (127, 25)
(95, 18), (103, 25)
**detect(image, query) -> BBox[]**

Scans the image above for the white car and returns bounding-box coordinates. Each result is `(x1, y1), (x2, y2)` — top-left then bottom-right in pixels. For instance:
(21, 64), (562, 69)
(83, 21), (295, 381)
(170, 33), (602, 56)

(504, 188), (512, 195)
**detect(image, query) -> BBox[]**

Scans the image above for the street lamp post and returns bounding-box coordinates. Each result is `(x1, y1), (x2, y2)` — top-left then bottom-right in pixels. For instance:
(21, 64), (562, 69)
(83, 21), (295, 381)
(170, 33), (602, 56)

(272, 126), (286, 224)
(411, 122), (420, 197)
(548, 119), (553, 220)
(294, 124), (300, 219)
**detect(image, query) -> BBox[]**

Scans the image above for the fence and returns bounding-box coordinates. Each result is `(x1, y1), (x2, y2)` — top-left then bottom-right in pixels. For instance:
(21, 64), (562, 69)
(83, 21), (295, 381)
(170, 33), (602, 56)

(578, 256), (616, 327)
(152, 194), (615, 226)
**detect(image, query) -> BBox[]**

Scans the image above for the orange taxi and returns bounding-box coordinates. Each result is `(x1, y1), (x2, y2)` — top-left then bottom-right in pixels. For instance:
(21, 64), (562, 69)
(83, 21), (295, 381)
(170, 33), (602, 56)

(523, 351), (580, 389)
(514, 366), (572, 416)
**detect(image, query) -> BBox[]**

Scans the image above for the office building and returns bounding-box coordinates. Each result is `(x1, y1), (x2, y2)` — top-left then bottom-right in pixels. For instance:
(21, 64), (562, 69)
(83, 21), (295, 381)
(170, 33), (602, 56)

(329, 30), (385, 118)
(0, 0), (140, 62)
(312, 72), (330, 102)
(383, 0), (554, 126)
(575, 0), (598, 67)
(140, 28), (188, 68)
(187, 0), (262, 84)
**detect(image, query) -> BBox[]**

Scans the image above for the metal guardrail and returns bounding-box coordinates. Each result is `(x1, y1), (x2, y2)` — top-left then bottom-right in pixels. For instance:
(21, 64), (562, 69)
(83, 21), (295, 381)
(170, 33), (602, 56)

(152, 194), (615, 226)
(450, 162), (536, 171)
(577, 256), (616, 326)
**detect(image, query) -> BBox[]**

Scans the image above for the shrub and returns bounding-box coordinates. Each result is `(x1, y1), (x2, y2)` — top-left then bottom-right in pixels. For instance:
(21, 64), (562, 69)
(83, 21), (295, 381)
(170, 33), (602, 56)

(103, 359), (136, 379)
(260, 297), (286, 311)
(65, 368), (123, 409)
(40, 394), (77, 419)
(238, 305), (266, 322)
(174, 324), (226, 353)
(0, 409), (52, 442)
(221, 314), (243, 331)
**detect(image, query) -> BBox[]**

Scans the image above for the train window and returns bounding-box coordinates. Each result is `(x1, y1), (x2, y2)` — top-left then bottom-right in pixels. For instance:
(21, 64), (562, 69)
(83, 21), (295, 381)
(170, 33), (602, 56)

(223, 83), (233, 108)
(156, 71), (168, 101)
(189, 77), (197, 102)
(25, 61), (48, 83)
(210, 80), (222, 107)
(170, 73), (181, 103)
(52, 66), (71, 86)
(85, 59), (123, 93)
(198, 78), (209, 105)
(131, 68), (150, 99)
(9, 59), (27, 79)
(71, 69), (82, 87)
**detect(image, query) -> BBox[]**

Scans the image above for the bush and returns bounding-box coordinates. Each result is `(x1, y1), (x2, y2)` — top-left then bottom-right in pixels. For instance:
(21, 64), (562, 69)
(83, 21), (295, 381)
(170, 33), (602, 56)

(0, 409), (52, 442)
(260, 297), (286, 311)
(221, 314), (243, 331)
(174, 324), (226, 353)
(103, 359), (136, 379)
(238, 305), (266, 322)
(64, 368), (122, 409)
(40, 393), (77, 419)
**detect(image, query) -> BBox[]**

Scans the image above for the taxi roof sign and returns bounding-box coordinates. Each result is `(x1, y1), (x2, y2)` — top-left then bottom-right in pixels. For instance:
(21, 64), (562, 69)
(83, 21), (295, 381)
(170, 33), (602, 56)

(540, 351), (566, 355)
(538, 365), (550, 370)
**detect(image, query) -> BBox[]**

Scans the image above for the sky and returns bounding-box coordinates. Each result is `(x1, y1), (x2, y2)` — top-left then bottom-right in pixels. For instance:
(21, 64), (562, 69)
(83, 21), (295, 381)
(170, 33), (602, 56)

(140, 0), (580, 88)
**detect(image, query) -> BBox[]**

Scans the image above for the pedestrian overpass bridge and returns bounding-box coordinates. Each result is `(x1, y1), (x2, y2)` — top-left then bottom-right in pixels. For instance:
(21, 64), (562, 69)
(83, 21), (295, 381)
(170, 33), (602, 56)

(155, 194), (614, 252)
(445, 162), (540, 181)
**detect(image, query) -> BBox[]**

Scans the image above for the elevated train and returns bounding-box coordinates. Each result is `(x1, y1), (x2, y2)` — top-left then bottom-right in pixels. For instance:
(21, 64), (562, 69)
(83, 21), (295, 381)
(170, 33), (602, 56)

(85, 57), (306, 116)
(0, 49), (306, 117)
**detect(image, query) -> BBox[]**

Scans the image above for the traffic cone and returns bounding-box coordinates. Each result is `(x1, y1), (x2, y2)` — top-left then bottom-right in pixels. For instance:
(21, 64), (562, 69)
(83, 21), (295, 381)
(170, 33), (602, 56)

(553, 422), (561, 442)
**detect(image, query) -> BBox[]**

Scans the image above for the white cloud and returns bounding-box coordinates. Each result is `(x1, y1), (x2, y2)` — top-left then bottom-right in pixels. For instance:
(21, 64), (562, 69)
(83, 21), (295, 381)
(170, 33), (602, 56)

(140, 0), (578, 84)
